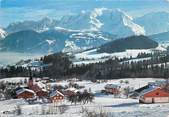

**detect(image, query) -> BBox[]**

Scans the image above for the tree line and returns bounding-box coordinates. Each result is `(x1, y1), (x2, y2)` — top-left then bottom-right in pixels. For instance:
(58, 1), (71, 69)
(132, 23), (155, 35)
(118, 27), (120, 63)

(1, 52), (169, 80)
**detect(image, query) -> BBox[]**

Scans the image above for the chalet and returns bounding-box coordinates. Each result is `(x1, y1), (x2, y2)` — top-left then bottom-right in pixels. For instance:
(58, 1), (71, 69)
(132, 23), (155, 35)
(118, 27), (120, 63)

(139, 86), (169, 104)
(36, 89), (48, 98)
(16, 88), (35, 99)
(63, 87), (79, 96)
(50, 90), (64, 102)
(104, 84), (121, 94)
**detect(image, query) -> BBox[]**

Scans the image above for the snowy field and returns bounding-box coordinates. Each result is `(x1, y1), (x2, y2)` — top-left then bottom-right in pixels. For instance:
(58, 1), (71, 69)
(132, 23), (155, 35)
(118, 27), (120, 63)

(73, 46), (166, 65)
(0, 77), (169, 117)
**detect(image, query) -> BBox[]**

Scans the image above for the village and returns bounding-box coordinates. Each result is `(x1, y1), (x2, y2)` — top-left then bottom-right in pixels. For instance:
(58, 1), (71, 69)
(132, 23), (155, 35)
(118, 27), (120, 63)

(0, 76), (169, 116)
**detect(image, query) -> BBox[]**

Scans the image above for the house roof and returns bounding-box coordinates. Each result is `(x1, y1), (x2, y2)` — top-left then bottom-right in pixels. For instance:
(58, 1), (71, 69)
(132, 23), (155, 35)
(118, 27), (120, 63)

(50, 90), (64, 98)
(135, 85), (149, 93)
(140, 86), (160, 96)
(65, 87), (79, 93)
(29, 81), (47, 92)
(16, 88), (35, 95)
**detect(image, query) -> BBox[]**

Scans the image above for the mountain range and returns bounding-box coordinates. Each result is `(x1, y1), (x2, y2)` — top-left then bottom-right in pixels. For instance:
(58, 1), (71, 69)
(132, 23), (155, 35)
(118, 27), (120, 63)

(134, 12), (169, 35)
(1, 8), (169, 54)
(0, 29), (115, 53)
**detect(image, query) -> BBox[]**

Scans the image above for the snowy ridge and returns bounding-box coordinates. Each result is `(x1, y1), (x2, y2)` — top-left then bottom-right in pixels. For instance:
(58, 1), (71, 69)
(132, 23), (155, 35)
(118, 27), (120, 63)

(122, 14), (145, 36)
(46, 39), (55, 45)
(0, 28), (7, 39)
(57, 8), (145, 37)
(63, 40), (81, 53)
(90, 8), (106, 31)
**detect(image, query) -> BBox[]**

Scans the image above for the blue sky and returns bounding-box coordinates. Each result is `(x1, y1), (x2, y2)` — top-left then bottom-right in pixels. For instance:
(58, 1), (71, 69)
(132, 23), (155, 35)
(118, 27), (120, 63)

(1, 0), (169, 27)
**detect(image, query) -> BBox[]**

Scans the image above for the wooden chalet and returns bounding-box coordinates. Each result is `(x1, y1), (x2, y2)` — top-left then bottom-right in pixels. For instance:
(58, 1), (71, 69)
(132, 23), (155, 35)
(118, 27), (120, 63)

(16, 88), (35, 99)
(63, 87), (79, 96)
(50, 90), (64, 103)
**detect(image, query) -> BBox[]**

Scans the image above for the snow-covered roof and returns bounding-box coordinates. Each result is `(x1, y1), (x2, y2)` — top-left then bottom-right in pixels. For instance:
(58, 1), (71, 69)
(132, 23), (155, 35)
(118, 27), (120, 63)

(37, 82), (46, 89)
(65, 87), (79, 93)
(50, 90), (64, 98)
(16, 88), (35, 95)
(140, 86), (160, 96)
(105, 84), (120, 89)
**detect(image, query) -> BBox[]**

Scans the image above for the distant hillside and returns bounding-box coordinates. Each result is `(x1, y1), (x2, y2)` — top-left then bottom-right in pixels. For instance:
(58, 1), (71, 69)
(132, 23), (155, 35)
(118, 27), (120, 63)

(149, 31), (169, 43)
(0, 29), (115, 53)
(134, 12), (169, 35)
(0, 30), (45, 53)
(97, 35), (158, 53)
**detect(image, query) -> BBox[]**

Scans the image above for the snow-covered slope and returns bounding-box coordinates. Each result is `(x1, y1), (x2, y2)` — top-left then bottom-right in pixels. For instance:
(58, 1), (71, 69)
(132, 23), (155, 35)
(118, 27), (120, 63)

(134, 12), (169, 35)
(1, 28), (115, 53)
(0, 28), (7, 39)
(73, 45), (166, 65)
(58, 8), (145, 38)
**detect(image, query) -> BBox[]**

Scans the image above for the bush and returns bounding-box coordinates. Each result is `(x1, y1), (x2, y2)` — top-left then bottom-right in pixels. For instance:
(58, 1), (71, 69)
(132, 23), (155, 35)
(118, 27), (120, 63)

(81, 107), (113, 117)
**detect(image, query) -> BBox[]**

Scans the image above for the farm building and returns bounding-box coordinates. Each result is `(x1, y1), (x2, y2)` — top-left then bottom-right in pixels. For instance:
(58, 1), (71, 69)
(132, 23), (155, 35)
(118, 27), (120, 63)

(50, 90), (64, 103)
(16, 88), (35, 99)
(131, 81), (166, 99)
(139, 86), (169, 104)
(104, 84), (121, 94)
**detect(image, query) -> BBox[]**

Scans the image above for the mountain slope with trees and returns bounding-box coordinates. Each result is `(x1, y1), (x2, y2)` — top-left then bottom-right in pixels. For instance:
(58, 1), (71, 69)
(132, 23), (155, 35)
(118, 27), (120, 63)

(97, 35), (158, 53)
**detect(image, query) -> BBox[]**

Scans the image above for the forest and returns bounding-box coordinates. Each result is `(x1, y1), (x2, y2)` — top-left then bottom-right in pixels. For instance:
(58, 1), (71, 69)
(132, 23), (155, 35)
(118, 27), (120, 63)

(1, 51), (169, 80)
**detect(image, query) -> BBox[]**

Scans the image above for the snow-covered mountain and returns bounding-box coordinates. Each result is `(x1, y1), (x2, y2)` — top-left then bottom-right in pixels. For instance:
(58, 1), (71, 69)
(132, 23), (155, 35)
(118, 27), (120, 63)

(134, 12), (169, 35)
(0, 28), (7, 39)
(5, 8), (145, 38)
(5, 17), (58, 34)
(5, 8), (169, 54)
(0, 28), (115, 53)
(58, 8), (145, 38)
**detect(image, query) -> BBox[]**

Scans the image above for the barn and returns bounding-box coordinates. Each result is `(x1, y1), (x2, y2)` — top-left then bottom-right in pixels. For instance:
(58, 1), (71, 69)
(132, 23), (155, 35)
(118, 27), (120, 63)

(139, 87), (169, 104)
(16, 88), (35, 99)
(104, 84), (121, 94)
(50, 90), (64, 103)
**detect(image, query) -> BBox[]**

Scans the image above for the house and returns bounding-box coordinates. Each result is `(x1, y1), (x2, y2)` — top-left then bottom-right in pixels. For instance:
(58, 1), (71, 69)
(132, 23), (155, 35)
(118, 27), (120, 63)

(50, 90), (64, 103)
(63, 87), (79, 96)
(131, 81), (166, 99)
(104, 84), (121, 94)
(36, 89), (48, 98)
(28, 78), (48, 97)
(16, 88), (35, 99)
(139, 86), (169, 104)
